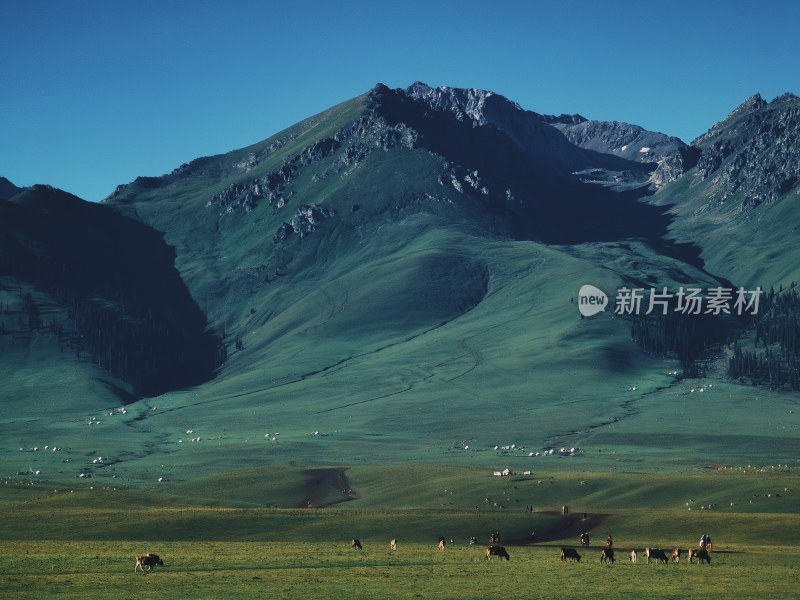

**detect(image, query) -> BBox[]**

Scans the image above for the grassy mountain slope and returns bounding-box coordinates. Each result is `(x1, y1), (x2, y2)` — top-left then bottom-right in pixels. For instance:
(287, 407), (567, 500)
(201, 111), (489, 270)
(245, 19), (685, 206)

(1, 85), (799, 509)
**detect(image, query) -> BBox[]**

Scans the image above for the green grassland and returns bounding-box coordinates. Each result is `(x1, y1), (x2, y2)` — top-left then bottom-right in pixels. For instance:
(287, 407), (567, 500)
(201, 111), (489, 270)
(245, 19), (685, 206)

(1, 465), (800, 599)
(3, 540), (800, 600)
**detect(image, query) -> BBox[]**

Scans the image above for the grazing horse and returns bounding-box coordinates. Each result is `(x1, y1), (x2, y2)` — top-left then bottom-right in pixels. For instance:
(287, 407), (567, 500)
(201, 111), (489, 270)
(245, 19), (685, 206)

(486, 546), (510, 561)
(600, 548), (615, 564)
(134, 553), (163, 573)
(351, 539), (363, 550)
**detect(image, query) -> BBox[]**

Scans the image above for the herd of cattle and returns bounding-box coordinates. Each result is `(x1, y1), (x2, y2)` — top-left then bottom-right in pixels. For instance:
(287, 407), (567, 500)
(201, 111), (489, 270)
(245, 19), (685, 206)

(560, 546), (711, 564)
(349, 534), (713, 566)
(133, 536), (712, 574)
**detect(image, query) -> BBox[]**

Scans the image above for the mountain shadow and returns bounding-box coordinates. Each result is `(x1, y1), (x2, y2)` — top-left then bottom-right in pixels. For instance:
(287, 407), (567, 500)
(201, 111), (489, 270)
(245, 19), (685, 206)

(0, 185), (224, 398)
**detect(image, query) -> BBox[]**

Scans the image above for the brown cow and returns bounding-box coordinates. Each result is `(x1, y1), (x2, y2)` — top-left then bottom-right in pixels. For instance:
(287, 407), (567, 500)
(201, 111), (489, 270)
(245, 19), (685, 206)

(486, 546), (510, 561)
(134, 553), (163, 573)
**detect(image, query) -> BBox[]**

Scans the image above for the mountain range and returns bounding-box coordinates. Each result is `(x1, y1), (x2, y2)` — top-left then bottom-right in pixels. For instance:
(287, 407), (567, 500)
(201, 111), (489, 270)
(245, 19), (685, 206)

(1, 83), (799, 487)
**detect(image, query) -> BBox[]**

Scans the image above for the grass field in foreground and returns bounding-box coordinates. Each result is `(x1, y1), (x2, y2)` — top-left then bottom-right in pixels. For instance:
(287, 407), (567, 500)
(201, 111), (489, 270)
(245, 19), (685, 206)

(1, 540), (799, 600)
(2, 467), (800, 598)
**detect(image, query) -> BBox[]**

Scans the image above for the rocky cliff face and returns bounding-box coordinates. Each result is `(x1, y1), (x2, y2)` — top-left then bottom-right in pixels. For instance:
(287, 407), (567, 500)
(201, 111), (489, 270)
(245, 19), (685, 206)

(207, 114), (418, 219)
(402, 82), (649, 182)
(550, 119), (697, 187)
(689, 93), (800, 210)
(102, 82), (799, 248)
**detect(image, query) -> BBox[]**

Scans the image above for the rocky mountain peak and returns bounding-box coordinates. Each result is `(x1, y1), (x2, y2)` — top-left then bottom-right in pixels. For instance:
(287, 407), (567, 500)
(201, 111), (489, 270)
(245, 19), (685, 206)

(729, 93), (768, 118)
(690, 91), (800, 210)
(772, 92), (800, 105)
(402, 81), (512, 126)
(373, 82), (690, 189)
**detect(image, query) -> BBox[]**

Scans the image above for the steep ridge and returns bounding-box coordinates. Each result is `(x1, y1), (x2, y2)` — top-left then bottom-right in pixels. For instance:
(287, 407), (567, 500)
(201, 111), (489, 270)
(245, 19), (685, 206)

(0, 177), (23, 201)
(403, 82), (656, 187)
(371, 83), (699, 251)
(653, 92), (800, 286)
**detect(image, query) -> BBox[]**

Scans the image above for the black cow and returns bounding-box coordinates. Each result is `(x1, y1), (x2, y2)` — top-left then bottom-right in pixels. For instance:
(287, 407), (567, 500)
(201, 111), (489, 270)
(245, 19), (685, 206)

(486, 546), (510, 561)
(351, 539), (363, 550)
(689, 548), (711, 564)
(645, 548), (668, 564)
(600, 548), (615, 564)
(134, 553), (164, 573)
(560, 548), (581, 562)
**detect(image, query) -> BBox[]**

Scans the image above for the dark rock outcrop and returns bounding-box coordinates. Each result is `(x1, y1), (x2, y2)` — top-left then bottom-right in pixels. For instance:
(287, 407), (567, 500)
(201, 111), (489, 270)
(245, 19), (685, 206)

(273, 204), (335, 243)
(550, 119), (693, 186)
(690, 92), (800, 209)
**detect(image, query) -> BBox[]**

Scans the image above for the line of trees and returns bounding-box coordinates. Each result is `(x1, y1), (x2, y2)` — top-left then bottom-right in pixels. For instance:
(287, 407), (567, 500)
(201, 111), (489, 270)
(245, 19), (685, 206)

(2, 276), (226, 399)
(729, 284), (800, 390)
(627, 282), (800, 390)
(628, 306), (733, 377)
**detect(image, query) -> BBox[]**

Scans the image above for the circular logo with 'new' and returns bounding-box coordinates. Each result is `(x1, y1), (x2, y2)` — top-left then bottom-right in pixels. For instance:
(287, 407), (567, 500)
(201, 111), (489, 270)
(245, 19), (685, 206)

(578, 285), (608, 317)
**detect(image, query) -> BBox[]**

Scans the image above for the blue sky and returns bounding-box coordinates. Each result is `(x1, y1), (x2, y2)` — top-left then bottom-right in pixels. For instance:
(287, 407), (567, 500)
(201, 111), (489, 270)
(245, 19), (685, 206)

(1, 0), (798, 201)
